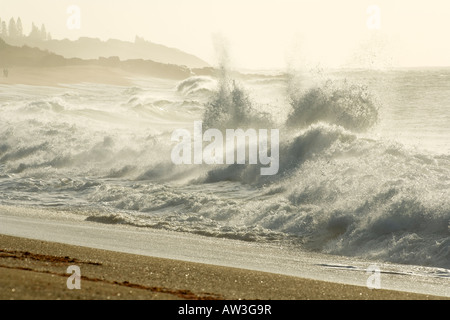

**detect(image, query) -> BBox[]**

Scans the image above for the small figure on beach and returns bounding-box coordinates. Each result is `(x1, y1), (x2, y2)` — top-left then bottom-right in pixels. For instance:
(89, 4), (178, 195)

(3, 69), (8, 78)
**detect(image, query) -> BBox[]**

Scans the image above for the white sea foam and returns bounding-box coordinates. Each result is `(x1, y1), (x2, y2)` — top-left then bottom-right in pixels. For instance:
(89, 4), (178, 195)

(0, 69), (449, 269)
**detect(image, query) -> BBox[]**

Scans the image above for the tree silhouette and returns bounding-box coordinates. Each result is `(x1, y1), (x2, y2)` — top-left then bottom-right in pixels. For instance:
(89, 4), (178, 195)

(0, 17), (53, 41)
(135, 35), (145, 44)
(16, 17), (23, 37)
(0, 21), (7, 38)
(28, 22), (40, 40)
(40, 24), (47, 41)
(8, 18), (17, 38)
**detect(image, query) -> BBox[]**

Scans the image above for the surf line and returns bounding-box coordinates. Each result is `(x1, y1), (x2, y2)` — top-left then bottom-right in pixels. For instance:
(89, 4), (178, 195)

(171, 121), (279, 175)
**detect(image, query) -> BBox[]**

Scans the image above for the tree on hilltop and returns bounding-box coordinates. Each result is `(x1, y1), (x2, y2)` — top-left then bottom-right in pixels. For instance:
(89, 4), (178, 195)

(0, 21), (7, 38)
(40, 24), (47, 41)
(8, 18), (17, 38)
(28, 22), (40, 40)
(16, 17), (23, 37)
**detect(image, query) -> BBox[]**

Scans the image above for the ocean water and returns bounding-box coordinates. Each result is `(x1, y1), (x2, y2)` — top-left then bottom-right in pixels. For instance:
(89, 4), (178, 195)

(0, 68), (449, 270)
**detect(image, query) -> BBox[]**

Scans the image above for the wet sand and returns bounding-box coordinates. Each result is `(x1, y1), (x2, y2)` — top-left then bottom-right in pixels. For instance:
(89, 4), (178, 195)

(0, 235), (445, 300)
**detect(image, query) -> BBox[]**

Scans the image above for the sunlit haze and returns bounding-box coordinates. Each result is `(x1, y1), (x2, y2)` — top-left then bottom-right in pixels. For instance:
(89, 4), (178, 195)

(2, 0), (450, 69)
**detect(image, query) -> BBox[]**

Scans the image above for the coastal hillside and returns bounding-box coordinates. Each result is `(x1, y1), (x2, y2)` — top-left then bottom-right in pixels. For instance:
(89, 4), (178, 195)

(4, 36), (210, 69)
(0, 38), (214, 80)
(0, 16), (208, 68)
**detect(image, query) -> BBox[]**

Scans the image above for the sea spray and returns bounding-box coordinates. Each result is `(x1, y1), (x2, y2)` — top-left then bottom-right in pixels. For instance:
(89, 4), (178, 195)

(1, 70), (449, 270)
(286, 79), (380, 132)
(203, 78), (272, 130)
(204, 35), (273, 130)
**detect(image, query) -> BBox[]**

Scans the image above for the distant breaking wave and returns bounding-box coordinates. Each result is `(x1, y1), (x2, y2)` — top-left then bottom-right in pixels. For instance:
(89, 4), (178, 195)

(177, 76), (217, 97)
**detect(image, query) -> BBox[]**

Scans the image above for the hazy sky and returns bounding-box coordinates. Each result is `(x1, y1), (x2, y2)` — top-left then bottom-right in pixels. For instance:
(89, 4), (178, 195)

(2, 0), (450, 69)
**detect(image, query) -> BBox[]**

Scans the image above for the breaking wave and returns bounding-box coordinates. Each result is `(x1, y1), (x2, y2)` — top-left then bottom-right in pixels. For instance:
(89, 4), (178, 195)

(177, 76), (216, 96)
(286, 80), (380, 132)
(203, 78), (272, 129)
(1, 72), (449, 270)
(84, 124), (450, 268)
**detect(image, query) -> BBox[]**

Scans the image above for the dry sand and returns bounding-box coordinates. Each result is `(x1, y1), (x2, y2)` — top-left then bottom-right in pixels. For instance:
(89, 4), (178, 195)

(0, 66), (133, 87)
(0, 235), (445, 300)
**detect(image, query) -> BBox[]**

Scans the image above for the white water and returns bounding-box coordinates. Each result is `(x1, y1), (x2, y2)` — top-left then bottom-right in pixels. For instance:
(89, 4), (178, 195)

(0, 69), (449, 272)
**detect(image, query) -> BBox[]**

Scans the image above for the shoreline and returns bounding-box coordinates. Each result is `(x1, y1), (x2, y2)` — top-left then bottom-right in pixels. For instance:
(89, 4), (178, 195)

(1, 205), (449, 299)
(0, 234), (445, 300)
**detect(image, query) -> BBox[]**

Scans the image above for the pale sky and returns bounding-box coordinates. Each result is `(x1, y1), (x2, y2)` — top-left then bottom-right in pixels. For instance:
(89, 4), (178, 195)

(1, 0), (450, 69)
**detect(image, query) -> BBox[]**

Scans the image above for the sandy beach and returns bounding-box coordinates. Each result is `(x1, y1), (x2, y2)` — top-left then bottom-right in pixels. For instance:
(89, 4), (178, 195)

(0, 234), (446, 300)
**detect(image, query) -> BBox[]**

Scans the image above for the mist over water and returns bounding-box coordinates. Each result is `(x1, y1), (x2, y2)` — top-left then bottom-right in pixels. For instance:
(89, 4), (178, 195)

(1, 66), (449, 270)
